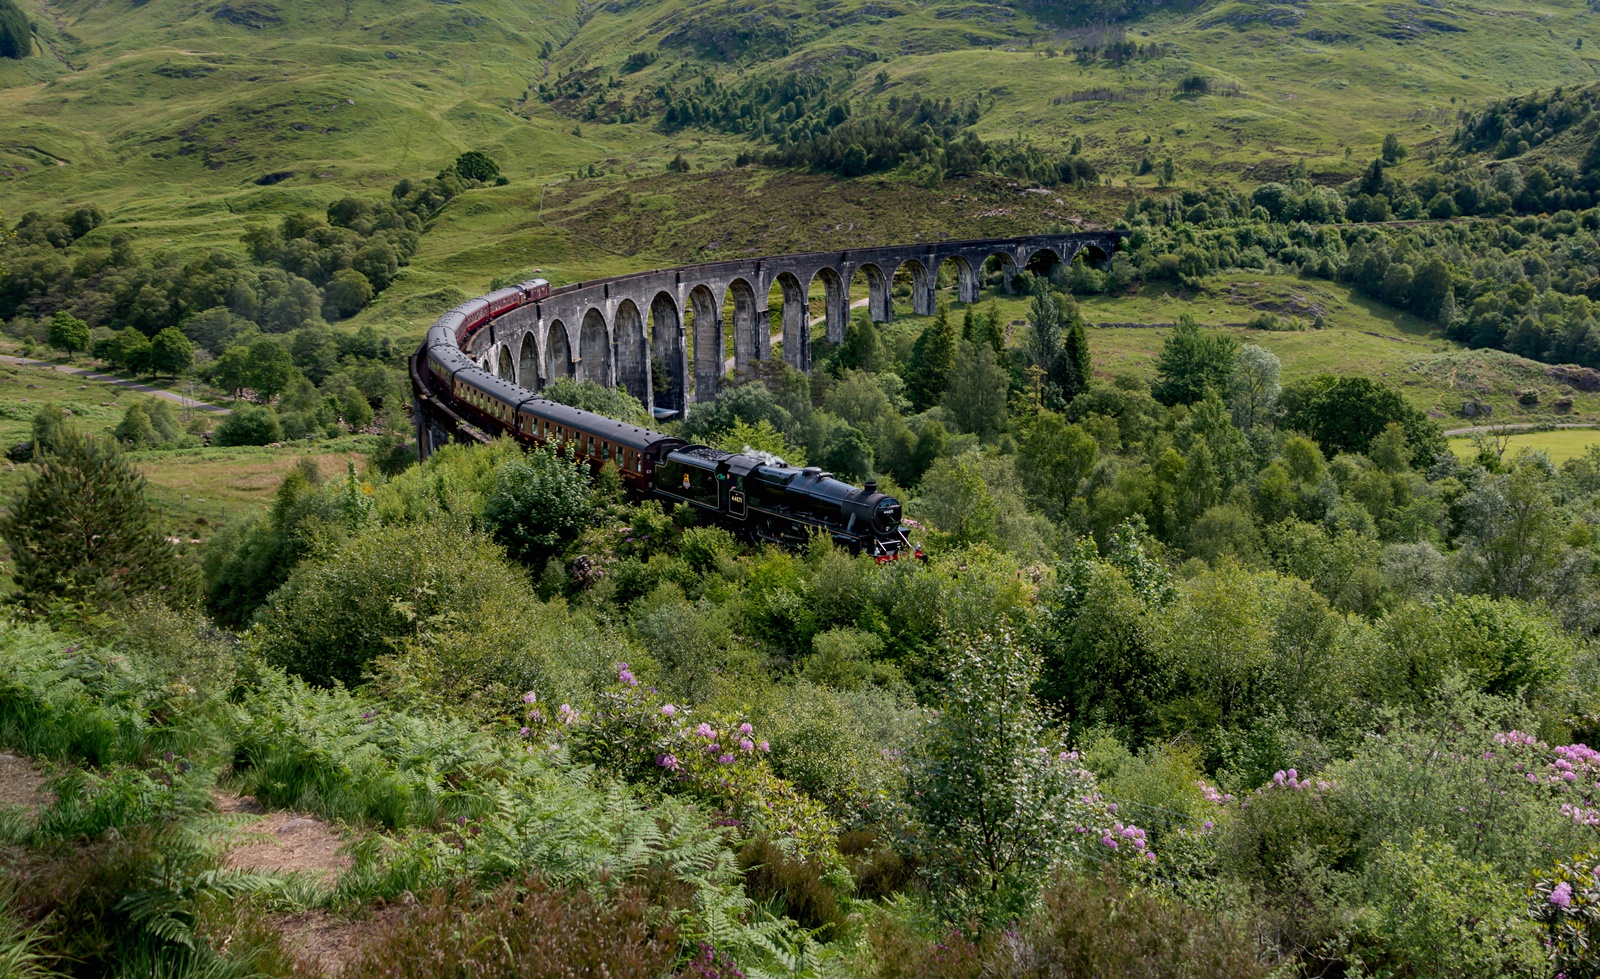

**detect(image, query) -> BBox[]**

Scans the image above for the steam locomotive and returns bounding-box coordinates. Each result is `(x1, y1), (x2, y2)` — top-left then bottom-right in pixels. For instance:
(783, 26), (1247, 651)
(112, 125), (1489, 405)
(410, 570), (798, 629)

(411, 278), (914, 559)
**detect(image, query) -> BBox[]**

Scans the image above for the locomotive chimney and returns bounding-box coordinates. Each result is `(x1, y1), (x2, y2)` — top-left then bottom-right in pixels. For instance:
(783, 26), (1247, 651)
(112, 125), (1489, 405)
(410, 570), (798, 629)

(864, 480), (878, 494)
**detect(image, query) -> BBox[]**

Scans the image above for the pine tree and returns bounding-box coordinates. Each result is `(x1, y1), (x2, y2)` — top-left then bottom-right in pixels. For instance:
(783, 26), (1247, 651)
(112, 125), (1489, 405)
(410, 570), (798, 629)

(906, 303), (958, 410)
(982, 301), (1004, 354)
(1062, 316), (1092, 402)
(1, 428), (188, 609)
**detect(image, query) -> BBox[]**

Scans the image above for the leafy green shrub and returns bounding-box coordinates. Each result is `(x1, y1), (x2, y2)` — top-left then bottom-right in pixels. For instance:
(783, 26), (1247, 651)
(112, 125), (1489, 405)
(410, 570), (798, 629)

(342, 880), (676, 979)
(1371, 594), (1574, 706)
(905, 632), (1152, 920)
(483, 444), (594, 568)
(759, 682), (919, 820)
(250, 523), (538, 687)
(211, 405), (282, 447)
(1354, 830), (1544, 977)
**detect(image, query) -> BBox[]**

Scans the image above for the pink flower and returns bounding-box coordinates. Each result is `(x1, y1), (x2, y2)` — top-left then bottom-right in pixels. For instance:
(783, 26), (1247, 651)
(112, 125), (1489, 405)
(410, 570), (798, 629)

(617, 663), (638, 687)
(523, 691), (538, 704)
(718, 754), (735, 765)
(738, 722), (753, 735)
(1101, 835), (1118, 849)
(1144, 852), (1156, 863)
(661, 704), (677, 717)
(656, 753), (680, 771)
(1551, 882), (1573, 907)
(758, 740), (769, 752)
(740, 738), (754, 752)
(695, 723), (715, 739)
(519, 727), (530, 737)
(558, 703), (578, 726)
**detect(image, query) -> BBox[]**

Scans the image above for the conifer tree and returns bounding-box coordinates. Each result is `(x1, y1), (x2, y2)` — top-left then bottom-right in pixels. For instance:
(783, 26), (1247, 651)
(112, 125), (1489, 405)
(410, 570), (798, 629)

(1, 428), (188, 609)
(906, 303), (958, 410)
(1062, 316), (1092, 402)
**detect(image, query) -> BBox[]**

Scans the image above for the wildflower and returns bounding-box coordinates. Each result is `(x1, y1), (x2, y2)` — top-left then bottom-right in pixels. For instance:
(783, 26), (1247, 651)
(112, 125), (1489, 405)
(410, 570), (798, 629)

(718, 754), (735, 765)
(558, 704), (578, 726)
(740, 738), (754, 752)
(758, 740), (769, 752)
(1144, 852), (1156, 863)
(617, 663), (638, 687)
(656, 753), (680, 771)
(519, 727), (530, 737)
(695, 723), (716, 739)
(661, 704), (677, 717)
(738, 722), (754, 735)
(1551, 882), (1573, 907)
(523, 691), (538, 704)
(1101, 835), (1118, 849)
(456, 815), (467, 826)
(1203, 820), (1214, 831)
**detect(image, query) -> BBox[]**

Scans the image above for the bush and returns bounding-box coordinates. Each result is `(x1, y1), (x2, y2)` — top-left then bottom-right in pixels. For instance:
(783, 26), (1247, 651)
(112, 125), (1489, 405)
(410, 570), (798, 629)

(212, 405), (282, 447)
(342, 880), (676, 979)
(251, 523), (542, 687)
(864, 871), (1266, 978)
(736, 837), (845, 935)
(0, 429), (191, 611)
(484, 444), (594, 568)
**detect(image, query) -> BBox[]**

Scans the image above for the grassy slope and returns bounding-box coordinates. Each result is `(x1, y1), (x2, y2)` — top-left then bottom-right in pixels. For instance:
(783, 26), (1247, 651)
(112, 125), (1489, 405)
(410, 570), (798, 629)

(1, 0), (1597, 443)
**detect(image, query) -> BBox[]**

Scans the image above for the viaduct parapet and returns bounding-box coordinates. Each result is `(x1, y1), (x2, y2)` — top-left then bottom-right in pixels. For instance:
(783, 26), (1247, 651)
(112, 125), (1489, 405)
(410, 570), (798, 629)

(459, 231), (1124, 418)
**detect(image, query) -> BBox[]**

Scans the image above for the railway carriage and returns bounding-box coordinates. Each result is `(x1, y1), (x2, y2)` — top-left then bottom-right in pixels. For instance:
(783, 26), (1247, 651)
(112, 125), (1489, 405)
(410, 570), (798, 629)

(412, 278), (913, 558)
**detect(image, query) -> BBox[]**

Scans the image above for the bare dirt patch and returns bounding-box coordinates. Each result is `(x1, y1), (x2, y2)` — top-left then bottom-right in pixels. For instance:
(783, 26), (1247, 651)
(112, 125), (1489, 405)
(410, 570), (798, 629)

(274, 907), (406, 976)
(0, 752), (49, 812)
(214, 790), (352, 881)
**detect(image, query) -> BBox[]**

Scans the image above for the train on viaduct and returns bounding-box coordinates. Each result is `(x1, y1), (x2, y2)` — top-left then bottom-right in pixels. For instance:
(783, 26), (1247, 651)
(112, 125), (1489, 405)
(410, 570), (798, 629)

(412, 231), (1124, 457)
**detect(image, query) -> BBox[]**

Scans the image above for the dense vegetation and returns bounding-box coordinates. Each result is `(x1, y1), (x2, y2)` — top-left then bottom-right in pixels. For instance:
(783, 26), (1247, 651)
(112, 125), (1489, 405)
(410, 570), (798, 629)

(4, 252), (1600, 972)
(0, 0), (27, 61)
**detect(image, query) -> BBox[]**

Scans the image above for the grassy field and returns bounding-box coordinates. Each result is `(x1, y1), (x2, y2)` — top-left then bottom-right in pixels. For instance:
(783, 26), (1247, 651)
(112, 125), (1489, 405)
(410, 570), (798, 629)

(0, 359), (373, 541)
(1, 0), (1596, 348)
(1449, 427), (1600, 465)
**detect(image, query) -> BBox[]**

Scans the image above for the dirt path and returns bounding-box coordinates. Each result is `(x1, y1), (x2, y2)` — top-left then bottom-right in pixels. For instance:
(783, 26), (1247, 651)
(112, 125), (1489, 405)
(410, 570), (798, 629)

(214, 790), (351, 882)
(0, 356), (229, 414)
(0, 752), (48, 812)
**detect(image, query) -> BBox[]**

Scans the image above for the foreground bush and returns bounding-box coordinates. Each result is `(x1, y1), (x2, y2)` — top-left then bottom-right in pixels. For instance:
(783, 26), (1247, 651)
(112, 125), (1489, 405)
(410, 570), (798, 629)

(342, 880), (678, 979)
(865, 871), (1267, 979)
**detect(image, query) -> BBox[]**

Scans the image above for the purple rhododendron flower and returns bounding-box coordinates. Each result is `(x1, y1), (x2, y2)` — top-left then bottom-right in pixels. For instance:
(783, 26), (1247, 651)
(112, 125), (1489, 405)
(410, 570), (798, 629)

(523, 691), (537, 704)
(558, 704), (578, 726)
(718, 754), (735, 765)
(740, 738), (754, 752)
(738, 722), (754, 735)
(519, 727), (530, 737)
(695, 723), (716, 739)
(662, 704), (677, 717)
(758, 740), (769, 752)
(1101, 835), (1118, 849)
(1551, 882), (1574, 907)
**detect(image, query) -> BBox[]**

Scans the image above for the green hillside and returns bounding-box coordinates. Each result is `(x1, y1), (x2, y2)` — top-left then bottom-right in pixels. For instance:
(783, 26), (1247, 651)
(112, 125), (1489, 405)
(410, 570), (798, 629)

(1, 0), (1597, 288)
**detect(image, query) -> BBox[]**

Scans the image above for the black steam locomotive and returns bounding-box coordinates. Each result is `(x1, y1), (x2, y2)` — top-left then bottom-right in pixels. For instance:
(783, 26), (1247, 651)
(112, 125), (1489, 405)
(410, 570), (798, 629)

(411, 279), (914, 559)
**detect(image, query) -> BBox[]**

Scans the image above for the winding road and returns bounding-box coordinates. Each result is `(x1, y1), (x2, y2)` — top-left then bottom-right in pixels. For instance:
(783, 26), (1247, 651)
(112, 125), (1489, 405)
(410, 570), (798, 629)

(0, 356), (229, 414)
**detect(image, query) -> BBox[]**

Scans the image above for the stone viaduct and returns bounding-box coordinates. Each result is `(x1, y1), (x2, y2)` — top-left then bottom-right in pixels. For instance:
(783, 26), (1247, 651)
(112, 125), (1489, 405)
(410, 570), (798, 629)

(461, 231), (1124, 418)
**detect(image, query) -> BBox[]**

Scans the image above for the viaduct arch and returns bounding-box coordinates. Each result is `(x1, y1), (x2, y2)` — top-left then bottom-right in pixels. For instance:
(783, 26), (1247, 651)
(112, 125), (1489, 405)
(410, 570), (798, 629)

(464, 231), (1124, 419)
